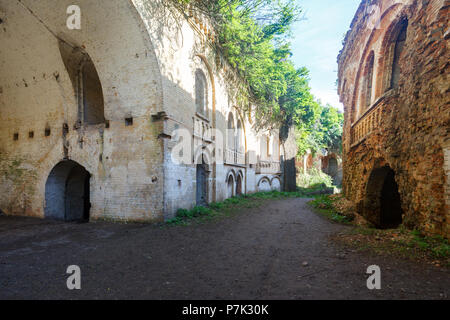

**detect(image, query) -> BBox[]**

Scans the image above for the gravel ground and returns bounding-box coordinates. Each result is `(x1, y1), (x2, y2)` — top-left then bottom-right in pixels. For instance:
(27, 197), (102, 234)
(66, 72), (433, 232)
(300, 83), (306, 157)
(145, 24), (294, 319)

(0, 198), (448, 300)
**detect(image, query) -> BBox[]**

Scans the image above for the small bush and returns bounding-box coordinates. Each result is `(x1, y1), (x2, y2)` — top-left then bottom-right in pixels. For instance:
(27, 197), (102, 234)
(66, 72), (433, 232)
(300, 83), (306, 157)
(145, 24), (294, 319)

(297, 168), (333, 189)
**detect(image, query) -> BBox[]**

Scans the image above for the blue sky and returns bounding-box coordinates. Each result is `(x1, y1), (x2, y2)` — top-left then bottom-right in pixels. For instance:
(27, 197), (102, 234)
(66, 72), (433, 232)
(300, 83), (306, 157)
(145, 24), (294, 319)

(291, 0), (361, 111)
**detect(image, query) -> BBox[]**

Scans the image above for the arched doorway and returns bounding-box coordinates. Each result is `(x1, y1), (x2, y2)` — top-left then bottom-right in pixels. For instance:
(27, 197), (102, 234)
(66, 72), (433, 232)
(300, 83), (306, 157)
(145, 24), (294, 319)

(45, 161), (91, 222)
(196, 162), (208, 206)
(328, 158), (338, 177)
(236, 174), (243, 196)
(227, 175), (235, 199)
(364, 165), (403, 229)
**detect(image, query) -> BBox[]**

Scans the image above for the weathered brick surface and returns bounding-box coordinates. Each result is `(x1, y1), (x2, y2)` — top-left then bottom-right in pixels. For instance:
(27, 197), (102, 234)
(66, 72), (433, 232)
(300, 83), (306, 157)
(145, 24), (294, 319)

(0, 0), (295, 222)
(338, 0), (449, 237)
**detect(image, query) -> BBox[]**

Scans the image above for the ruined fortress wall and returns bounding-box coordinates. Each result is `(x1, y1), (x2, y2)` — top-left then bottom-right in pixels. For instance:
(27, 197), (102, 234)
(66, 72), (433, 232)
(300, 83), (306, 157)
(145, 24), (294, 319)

(134, 0), (284, 218)
(0, 0), (289, 222)
(0, 0), (165, 221)
(338, 0), (449, 237)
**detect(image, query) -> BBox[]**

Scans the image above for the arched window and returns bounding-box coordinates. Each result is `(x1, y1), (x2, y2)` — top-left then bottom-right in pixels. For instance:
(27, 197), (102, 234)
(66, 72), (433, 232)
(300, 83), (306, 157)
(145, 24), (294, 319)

(272, 137), (279, 160)
(383, 19), (408, 91)
(227, 113), (235, 151)
(391, 22), (407, 88)
(260, 134), (270, 160)
(195, 69), (208, 116)
(81, 59), (105, 125)
(236, 119), (243, 152)
(59, 41), (105, 126)
(364, 52), (375, 109)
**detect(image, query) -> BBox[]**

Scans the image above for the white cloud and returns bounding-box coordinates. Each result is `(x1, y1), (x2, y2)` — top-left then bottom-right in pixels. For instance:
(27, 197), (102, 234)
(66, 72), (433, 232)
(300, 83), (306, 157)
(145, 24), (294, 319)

(311, 88), (344, 112)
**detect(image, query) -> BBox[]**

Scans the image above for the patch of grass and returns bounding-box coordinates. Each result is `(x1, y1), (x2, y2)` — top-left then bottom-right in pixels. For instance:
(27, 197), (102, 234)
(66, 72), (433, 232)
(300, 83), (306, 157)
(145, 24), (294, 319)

(310, 195), (450, 267)
(308, 194), (353, 224)
(333, 226), (450, 268)
(165, 190), (318, 226)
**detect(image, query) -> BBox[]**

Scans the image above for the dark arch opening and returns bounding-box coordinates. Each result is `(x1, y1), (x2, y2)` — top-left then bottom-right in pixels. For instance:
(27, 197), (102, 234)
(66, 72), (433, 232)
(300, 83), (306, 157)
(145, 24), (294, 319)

(45, 160), (91, 222)
(329, 158), (338, 174)
(227, 113), (235, 151)
(364, 166), (403, 229)
(390, 20), (408, 89)
(227, 175), (235, 199)
(196, 158), (208, 207)
(195, 69), (208, 117)
(382, 18), (408, 91)
(364, 52), (375, 109)
(236, 174), (243, 196)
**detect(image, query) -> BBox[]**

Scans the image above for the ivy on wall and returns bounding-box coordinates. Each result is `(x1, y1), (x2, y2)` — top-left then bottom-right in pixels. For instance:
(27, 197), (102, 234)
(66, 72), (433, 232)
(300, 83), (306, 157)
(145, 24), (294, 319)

(171, 0), (343, 155)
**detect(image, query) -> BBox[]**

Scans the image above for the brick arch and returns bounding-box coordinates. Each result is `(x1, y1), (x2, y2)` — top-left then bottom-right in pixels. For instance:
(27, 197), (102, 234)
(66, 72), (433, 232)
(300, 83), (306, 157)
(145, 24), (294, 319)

(378, 16), (409, 93)
(350, 3), (405, 123)
(236, 170), (244, 196)
(363, 163), (403, 229)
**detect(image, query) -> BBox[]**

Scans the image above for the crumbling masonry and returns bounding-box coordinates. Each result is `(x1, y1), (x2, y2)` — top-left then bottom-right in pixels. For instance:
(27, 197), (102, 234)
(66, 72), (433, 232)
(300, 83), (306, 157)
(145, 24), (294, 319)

(338, 0), (449, 237)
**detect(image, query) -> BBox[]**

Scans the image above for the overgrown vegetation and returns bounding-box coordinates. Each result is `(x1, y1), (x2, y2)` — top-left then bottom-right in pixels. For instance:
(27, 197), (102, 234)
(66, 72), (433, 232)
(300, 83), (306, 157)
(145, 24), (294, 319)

(170, 0), (343, 153)
(310, 194), (353, 224)
(296, 103), (344, 156)
(310, 194), (450, 267)
(297, 167), (334, 189)
(333, 228), (450, 268)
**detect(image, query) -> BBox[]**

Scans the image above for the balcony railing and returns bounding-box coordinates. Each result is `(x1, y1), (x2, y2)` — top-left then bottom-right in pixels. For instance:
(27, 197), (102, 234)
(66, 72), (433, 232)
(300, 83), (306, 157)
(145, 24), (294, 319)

(225, 149), (235, 164)
(350, 99), (385, 147)
(225, 149), (246, 166)
(256, 160), (281, 174)
(193, 116), (212, 142)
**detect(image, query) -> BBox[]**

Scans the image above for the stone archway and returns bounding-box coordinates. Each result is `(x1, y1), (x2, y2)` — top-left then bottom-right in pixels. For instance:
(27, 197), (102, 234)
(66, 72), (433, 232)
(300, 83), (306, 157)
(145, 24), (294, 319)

(328, 158), (338, 177)
(257, 177), (272, 192)
(236, 174), (243, 196)
(227, 174), (235, 199)
(45, 160), (91, 222)
(271, 177), (281, 191)
(364, 165), (403, 229)
(196, 162), (208, 207)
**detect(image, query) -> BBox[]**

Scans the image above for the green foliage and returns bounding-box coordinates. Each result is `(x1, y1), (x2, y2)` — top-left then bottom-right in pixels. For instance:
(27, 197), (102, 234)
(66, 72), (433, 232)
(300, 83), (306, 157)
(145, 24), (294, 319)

(297, 167), (333, 189)
(296, 103), (344, 156)
(408, 232), (450, 259)
(172, 0), (317, 130)
(172, 0), (343, 152)
(309, 195), (352, 224)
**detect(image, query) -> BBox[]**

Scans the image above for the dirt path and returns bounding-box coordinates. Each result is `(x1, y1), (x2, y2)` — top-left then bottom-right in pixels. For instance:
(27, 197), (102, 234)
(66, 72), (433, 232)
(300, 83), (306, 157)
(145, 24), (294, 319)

(0, 198), (448, 299)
